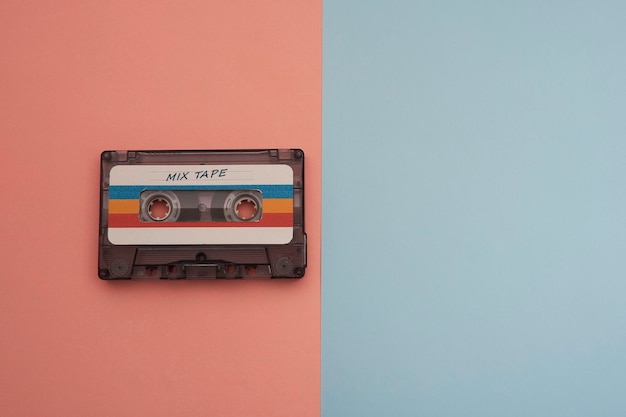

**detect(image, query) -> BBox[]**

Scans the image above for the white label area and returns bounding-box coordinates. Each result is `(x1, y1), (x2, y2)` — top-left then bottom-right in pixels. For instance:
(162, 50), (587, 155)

(110, 164), (293, 186)
(107, 227), (294, 245)
(107, 163), (295, 245)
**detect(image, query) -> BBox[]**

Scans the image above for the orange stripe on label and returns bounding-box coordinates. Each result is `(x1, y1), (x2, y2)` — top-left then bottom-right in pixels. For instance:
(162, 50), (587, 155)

(108, 198), (293, 215)
(263, 198), (293, 213)
(109, 199), (139, 214)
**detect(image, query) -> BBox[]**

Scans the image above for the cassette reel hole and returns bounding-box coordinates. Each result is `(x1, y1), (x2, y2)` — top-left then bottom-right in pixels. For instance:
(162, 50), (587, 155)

(148, 197), (171, 221)
(235, 198), (258, 221)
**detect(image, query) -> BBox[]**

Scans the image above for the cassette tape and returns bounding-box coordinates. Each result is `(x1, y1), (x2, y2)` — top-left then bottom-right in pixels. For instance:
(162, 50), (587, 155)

(98, 149), (306, 279)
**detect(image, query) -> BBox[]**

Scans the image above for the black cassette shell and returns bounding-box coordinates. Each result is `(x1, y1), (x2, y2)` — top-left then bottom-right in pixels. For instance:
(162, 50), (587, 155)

(98, 149), (305, 279)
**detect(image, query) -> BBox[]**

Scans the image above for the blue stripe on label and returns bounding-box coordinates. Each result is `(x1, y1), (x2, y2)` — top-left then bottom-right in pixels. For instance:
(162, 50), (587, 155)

(109, 184), (293, 199)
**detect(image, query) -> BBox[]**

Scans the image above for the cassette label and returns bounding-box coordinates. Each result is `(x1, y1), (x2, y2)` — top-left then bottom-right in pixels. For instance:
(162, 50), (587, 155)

(107, 164), (294, 245)
(98, 149), (306, 279)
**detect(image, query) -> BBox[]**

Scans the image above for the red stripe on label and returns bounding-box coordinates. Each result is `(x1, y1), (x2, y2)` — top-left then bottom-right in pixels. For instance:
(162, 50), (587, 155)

(108, 213), (293, 228)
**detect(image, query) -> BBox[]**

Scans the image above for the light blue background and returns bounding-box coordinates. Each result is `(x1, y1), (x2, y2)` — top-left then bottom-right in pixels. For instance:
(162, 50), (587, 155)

(322, 1), (626, 415)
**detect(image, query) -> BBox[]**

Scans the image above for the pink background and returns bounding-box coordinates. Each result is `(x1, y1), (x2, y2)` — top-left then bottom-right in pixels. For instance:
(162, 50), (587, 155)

(0, 1), (321, 416)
